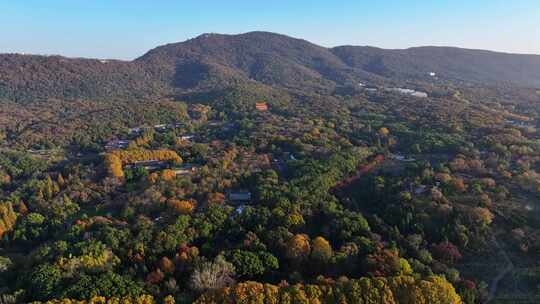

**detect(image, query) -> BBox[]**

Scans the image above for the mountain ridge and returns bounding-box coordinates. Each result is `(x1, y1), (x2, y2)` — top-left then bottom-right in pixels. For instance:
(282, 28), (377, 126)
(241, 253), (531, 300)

(1, 31), (540, 103)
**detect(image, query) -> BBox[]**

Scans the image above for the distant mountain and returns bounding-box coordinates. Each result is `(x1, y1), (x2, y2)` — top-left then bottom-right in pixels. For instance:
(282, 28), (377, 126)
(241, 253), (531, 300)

(331, 45), (540, 87)
(135, 32), (361, 92)
(1, 31), (540, 102)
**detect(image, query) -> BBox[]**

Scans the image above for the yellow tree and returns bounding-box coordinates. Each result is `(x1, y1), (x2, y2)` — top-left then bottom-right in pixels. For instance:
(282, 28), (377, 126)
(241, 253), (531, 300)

(0, 202), (17, 238)
(161, 169), (177, 182)
(104, 154), (124, 178)
(471, 207), (494, 226)
(163, 295), (176, 304)
(191, 104), (211, 121)
(167, 199), (195, 215)
(377, 127), (390, 148)
(311, 236), (333, 262)
(286, 234), (311, 261)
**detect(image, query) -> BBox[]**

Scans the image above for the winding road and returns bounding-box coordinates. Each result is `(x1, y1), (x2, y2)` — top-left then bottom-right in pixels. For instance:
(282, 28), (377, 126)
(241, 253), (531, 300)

(486, 236), (515, 303)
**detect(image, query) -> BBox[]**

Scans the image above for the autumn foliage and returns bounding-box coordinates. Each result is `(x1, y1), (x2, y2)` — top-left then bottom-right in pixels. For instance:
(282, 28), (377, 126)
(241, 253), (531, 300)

(109, 149), (182, 165)
(285, 234), (311, 260)
(33, 295), (155, 304)
(431, 241), (463, 264)
(160, 169), (177, 182)
(194, 275), (461, 304)
(311, 236), (333, 261)
(0, 202), (17, 238)
(146, 268), (165, 284)
(103, 154), (124, 178)
(132, 131), (154, 147)
(104, 149), (182, 178)
(167, 199), (195, 215)
(159, 256), (175, 274)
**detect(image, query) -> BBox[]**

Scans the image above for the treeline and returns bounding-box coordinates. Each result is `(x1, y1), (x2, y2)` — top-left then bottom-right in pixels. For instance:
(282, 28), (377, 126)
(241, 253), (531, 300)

(109, 149), (182, 165)
(195, 275), (461, 304)
(30, 294), (156, 304)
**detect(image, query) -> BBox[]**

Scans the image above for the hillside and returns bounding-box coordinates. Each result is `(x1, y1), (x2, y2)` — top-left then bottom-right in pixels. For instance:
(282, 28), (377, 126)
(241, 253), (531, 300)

(0, 54), (169, 103)
(1, 31), (540, 103)
(332, 45), (540, 87)
(136, 32), (360, 92)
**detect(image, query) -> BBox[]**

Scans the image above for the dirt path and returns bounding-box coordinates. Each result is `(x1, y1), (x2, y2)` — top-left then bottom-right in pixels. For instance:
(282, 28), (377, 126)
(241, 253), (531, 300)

(486, 236), (515, 303)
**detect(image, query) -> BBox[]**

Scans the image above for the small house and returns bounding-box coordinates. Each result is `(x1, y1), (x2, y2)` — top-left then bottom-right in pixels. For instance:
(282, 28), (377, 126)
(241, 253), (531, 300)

(411, 91), (428, 98)
(105, 140), (130, 150)
(130, 160), (168, 171)
(181, 135), (195, 141)
(172, 164), (198, 176)
(227, 190), (252, 202)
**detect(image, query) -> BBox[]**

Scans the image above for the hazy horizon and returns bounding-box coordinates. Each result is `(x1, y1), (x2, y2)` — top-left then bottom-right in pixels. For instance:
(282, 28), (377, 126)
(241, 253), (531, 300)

(1, 0), (539, 60)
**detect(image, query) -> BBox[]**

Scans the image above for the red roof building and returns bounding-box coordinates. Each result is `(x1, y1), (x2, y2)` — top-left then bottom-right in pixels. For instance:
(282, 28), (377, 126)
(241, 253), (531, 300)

(255, 102), (268, 111)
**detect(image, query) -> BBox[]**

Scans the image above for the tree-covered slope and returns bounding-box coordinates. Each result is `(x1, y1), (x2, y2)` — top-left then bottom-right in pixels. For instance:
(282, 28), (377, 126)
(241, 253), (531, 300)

(2, 31), (540, 103)
(332, 45), (540, 87)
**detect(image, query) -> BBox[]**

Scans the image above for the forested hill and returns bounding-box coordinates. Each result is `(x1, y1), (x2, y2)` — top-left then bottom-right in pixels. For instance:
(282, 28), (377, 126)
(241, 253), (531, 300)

(331, 45), (540, 87)
(2, 31), (540, 102)
(0, 54), (169, 102)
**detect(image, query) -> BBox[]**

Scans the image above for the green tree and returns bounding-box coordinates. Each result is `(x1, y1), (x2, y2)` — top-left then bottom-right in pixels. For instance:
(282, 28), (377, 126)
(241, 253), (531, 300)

(226, 250), (265, 278)
(27, 264), (62, 300)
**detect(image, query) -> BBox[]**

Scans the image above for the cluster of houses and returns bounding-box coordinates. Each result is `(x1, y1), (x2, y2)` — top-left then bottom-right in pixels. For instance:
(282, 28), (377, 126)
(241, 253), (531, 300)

(385, 87), (428, 98)
(152, 123), (186, 133)
(359, 84), (428, 98)
(389, 153), (416, 162)
(506, 119), (535, 128)
(105, 123), (195, 151)
(127, 123), (187, 136)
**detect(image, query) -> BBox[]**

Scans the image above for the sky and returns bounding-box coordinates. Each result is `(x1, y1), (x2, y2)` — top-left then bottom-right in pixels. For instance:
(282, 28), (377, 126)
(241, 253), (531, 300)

(1, 0), (539, 60)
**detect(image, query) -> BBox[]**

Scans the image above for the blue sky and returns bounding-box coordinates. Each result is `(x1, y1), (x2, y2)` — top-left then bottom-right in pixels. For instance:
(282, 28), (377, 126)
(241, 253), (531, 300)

(1, 0), (539, 60)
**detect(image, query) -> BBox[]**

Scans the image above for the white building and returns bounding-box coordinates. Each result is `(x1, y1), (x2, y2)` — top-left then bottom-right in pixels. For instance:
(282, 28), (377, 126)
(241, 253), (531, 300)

(411, 92), (428, 98)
